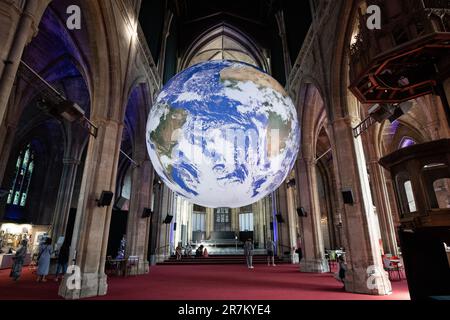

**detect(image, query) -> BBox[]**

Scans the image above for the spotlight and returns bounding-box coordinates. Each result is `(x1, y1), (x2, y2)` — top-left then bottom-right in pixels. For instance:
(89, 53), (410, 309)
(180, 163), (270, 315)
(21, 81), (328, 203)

(38, 99), (85, 122)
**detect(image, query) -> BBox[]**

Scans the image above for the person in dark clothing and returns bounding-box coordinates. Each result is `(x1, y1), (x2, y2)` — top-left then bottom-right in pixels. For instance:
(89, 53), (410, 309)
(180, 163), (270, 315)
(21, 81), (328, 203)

(338, 255), (347, 289)
(195, 245), (204, 257)
(10, 240), (28, 281)
(244, 239), (254, 269)
(55, 242), (70, 282)
(295, 235), (303, 263)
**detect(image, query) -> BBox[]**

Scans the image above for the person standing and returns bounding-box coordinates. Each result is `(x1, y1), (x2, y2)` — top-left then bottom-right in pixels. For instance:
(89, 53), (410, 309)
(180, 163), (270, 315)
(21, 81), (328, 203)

(185, 243), (193, 257)
(338, 255), (347, 289)
(175, 244), (183, 260)
(244, 238), (254, 269)
(36, 237), (52, 282)
(295, 235), (303, 264)
(10, 239), (28, 281)
(266, 238), (276, 266)
(54, 242), (69, 282)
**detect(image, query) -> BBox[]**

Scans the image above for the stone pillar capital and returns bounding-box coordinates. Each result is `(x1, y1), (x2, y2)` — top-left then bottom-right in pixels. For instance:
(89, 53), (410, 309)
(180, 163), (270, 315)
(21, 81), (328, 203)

(332, 115), (361, 128)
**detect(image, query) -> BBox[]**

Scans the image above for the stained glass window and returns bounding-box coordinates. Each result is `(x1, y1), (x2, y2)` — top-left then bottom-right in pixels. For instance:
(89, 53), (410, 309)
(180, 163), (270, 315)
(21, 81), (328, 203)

(6, 144), (34, 208)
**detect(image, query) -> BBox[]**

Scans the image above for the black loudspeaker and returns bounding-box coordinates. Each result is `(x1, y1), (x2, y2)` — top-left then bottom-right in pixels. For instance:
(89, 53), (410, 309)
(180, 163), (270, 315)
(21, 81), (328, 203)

(270, 222), (274, 230)
(97, 191), (114, 207)
(173, 223), (177, 231)
(114, 196), (128, 210)
(342, 189), (354, 205)
(297, 207), (307, 217)
(142, 208), (153, 218)
(164, 215), (173, 224)
(276, 214), (283, 223)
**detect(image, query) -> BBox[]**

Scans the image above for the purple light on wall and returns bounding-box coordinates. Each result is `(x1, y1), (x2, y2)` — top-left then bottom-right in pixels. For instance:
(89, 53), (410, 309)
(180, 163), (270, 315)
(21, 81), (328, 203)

(400, 137), (416, 149)
(389, 120), (400, 135)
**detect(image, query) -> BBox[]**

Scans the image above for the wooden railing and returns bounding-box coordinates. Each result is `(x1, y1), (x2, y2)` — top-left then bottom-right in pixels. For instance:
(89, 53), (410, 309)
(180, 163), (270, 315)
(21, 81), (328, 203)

(349, 0), (450, 84)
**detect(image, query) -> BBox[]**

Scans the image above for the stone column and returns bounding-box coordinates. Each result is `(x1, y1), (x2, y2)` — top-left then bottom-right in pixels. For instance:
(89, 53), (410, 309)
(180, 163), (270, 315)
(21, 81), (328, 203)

(253, 201), (261, 247)
(274, 10), (292, 83)
(258, 197), (269, 249)
(231, 207), (237, 234)
(277, 184), (291, 257)
(51, 122), (87, 243)
(149, 181), (163, 265)
(330, 117), (391, 295)
(0, 0), (50, 126)
(50, 157), (80, 242)
(155, 187), (171, 262)
(125, 157), (153, 275)
(368, 159), (399, 255)
(58, 118), (124, 299)
(295, 157), (329, 273)
(187, 204), (193, 244)
(286, 186), (298, 254)
(157, 10), (174, 76)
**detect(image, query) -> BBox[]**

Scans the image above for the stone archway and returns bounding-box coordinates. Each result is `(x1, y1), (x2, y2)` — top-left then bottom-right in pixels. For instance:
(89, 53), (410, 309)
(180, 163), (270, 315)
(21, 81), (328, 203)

(325, 0), (392, 295)
(294, 81), (330, 273)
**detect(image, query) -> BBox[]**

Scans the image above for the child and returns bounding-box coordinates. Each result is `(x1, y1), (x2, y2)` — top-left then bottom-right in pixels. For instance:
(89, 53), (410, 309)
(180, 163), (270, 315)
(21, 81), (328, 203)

(175, 245), (182, 260)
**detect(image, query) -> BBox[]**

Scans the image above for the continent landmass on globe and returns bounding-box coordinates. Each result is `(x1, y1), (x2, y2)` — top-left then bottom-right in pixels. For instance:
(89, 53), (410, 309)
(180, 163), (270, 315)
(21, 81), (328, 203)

(266, 111), (291, 158)
(219, 65), (288, 97)
(149, 104), (187, 182)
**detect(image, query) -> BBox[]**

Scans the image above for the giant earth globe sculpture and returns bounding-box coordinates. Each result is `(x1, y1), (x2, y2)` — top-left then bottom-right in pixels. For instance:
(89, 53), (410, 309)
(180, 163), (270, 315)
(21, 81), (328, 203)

(146, 60), (300, 208)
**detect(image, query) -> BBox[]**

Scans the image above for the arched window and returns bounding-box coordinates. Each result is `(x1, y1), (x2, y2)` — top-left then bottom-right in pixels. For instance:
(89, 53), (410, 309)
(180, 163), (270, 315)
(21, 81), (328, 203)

(6, 144), (34, 207)
(181, 24), (268, 72)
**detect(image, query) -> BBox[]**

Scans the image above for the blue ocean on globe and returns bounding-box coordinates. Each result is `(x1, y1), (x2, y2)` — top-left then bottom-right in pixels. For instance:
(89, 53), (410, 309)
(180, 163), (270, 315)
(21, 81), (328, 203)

(146, 60), (300, 208)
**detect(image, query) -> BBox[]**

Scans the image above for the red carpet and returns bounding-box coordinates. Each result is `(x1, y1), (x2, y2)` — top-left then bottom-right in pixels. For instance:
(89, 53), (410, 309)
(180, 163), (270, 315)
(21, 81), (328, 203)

(0, 264), (410, 300)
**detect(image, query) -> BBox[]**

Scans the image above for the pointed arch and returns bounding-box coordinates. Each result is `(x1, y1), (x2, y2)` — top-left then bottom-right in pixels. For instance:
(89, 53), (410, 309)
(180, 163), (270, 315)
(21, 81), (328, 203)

(180, 23), (269, 72)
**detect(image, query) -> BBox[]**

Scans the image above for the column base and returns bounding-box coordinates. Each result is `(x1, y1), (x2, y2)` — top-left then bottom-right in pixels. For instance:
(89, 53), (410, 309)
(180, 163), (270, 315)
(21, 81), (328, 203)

(58, 271), (108, 300)
(345, 266), (392, 295)
(299, 258), (329, 273)
(128, 260), (149, 275)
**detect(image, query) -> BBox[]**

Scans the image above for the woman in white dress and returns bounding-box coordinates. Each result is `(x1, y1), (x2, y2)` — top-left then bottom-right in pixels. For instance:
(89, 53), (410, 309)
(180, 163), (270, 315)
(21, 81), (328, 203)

(36, 238), (53, 282)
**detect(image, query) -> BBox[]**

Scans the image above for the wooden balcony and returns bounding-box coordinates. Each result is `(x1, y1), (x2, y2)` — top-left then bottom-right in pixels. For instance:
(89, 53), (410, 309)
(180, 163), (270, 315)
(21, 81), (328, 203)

(379, 139), (450, 229)
(349, 0), (450, 104)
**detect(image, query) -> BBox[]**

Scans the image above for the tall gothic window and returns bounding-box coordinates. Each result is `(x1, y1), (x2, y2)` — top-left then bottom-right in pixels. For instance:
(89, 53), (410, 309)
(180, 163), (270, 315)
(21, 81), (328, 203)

(6, 144), (34, 207)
